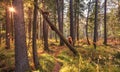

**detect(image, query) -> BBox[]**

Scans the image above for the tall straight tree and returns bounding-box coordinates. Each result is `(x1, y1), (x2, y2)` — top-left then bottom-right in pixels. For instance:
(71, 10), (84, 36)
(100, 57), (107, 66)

(103, 0), (107, 45)
(27, 7), (32, 46)
(13, 0), (30, 71)
(93, 0), (98, 49)
(0, 23), (1, 45)
(86, 0), (91, 45)
(56, 0), (64, 46)
(32, 0), (41, 69)
(5, 5), (10, 49)
(43, 12), (49, 51)
(74, 0), (77, 41)
(42, 0), (50, 51)
(70, 0), (75, 45)
(75, 0), (80, 41)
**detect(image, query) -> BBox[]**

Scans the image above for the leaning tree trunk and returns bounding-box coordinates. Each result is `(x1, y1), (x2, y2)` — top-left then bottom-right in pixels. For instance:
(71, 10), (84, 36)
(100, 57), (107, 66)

(36, 4), (79, 56)
(42, 12), (78, 56)
(32, 0), (41, 69)
(103, 0), (107, 45)
(93, 0), (98, 49)
(13, 0), (30, 71)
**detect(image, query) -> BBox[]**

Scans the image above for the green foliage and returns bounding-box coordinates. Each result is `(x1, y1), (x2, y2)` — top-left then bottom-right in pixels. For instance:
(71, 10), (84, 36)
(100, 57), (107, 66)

(114, 52), (120, 59)
(39, 53), (55, 72)
(0, 47), (14, 71)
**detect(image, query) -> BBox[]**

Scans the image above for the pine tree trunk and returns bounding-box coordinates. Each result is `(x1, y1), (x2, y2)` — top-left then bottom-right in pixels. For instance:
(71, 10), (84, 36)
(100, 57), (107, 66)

(74, 0), (79, 41)
(36, 4), (79, 56)
(103, 0), (107, 45)
(70, 0), (75, 46)
(0, 24), (1, 45)
(54, 12), (58, 42)
(32, 0), (41, 69)
(28, 7), (32, 47)
(76, 0), (79, 41)
(86, 0), (91, 45)
(13, 0), (30, 71)
(43, 13), (49, 51)
(93, 0), (98, 49)
(42, 12), (79, 56)
(56, 0), (64, 46)
(5, 6), (10, 49)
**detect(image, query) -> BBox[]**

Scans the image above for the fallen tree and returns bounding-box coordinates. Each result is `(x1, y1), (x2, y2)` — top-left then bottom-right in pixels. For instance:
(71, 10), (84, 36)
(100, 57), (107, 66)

(36, 6), (79, 56)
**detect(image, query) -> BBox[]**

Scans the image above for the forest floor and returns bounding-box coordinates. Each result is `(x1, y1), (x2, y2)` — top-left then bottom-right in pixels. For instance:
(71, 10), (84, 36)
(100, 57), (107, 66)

(0, 39), (120, 72)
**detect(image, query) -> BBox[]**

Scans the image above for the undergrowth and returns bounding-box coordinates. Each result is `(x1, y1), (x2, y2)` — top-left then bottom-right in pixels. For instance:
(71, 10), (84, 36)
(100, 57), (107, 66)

(0, 40), (120, 72)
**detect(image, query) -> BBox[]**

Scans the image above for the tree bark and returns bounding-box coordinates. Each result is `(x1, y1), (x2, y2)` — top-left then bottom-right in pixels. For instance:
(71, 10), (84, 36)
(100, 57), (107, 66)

(56, 0), (64, 46)
(13, 0), (30, 71)
(103, 0), (107, 45)
(42, 12), (78, 56)
(28, 7), (32, 47)
(43, 13), (49, 51)
(76, 0), (80, 41)
(70, 0), (75, 46)
(54, 11), (58, 42)
(86, 0), (91, 45)
(5, 6), (10, 49)
(42, 0), (50, 52)
(0, 23), (1, 45)
(74, 0), (79, 41)
(93, 0), (98, 49)
(35, 4), (79, 56)
(32, 0), (41, 69)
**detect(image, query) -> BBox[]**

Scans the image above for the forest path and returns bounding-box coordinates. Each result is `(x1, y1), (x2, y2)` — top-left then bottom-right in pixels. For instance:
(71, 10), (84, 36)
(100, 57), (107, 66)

(50, 46), (66, 72)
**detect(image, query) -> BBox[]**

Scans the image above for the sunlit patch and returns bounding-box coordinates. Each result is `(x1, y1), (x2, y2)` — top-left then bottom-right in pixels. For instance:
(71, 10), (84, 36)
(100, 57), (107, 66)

(8, 6), (15, 13)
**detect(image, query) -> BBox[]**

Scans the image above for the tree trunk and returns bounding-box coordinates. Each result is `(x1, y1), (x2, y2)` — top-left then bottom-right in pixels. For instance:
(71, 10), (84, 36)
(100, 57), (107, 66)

(27, 7), (32, 47)
(56, 0), (64, 46)
(93, 0), (98, 49)
(76, 17), (79, 41)
(76, 0), (80, 41)
(35, 4), (79, 56)
(54, 11), (58, 42)
(74, 0), (77, 41)
(42, 12), (78, 56)
(13, 0), (30, 71)
(11, 11), (14, 41)
(74, 0), (79, 41)
(70, 0), (75, 46)
(118, 0), (120, 23)
(32, 0), (41, 69)
(103, 0), (107, 45)
(0, 23), (1, 45)
(43, 13), (49, 51)
(5, 6), (10, 49)
(42, 0), (50, 52)
(86, 0), (91, 45)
